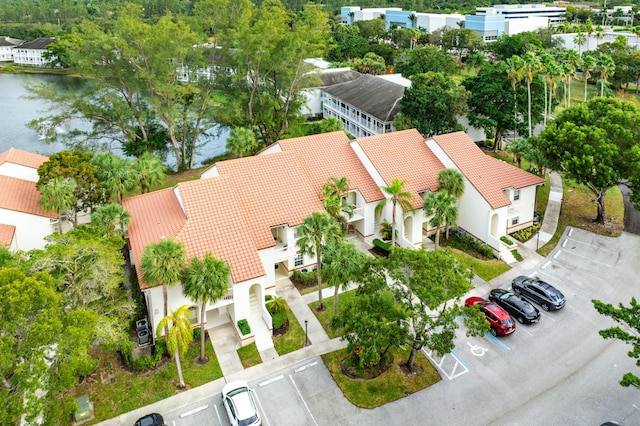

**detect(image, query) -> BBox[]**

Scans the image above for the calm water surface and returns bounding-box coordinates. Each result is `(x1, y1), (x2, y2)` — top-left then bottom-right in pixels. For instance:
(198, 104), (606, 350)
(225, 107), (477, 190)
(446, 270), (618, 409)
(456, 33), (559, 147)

(0, 73), (227, 169)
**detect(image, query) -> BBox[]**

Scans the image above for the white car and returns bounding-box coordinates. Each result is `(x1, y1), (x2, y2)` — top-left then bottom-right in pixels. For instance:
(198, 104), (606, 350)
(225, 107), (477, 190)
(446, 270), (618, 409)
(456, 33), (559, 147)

(222, 380), (261, 426)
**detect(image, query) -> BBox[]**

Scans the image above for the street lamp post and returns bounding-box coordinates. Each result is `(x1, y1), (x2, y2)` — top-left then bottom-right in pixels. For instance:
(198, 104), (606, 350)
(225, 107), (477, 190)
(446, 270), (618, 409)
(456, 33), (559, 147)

(304, 320), (308, 347)
(469, 266), (474, 285)
(536, 231), (540, 251)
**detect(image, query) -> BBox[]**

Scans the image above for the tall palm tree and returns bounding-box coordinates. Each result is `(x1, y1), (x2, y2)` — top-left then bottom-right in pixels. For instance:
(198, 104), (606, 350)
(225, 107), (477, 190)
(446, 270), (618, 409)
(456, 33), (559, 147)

(545, 60), (561, 121)
(132, 151), (166, 194)
(156, 304), (194, 388)
(90, 203), (130, 237)
(573, 32), (586, 54)
(375, 177), (414, 247)
(522, 51), (540, 138)
(585, 19), (594, 46)
(597, 54), (616, 96)
(424, 191), (457, 250)
(581, 53), (597, 101)
(564, 49), (580, 108)
(226, 127), (258, 158)
(93, 153), (136, 204)
(321, 176), (354, 229)
(538, 51), (553, 127)
(506, 55), (524, 145)
(182, 253), (230, 363)
(38, 177), (77, 233)
(506, 138), (531, 169)
(436, 168), (465, 239)
(141, 238), (187, 337)
(296, 212), (342, 311)
(594, 26), (605, 47)
(322, 239), (366, 318)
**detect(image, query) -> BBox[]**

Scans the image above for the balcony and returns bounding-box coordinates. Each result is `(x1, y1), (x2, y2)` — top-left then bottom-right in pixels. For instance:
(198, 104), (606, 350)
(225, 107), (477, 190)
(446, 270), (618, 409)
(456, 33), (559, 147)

(345, 206), (365, 223)
(273, 243), (294, 262)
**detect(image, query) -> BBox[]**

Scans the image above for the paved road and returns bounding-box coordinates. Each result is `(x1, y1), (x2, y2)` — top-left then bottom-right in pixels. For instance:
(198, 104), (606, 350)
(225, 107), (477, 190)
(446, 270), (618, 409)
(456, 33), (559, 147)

(155, 227), (640, 426)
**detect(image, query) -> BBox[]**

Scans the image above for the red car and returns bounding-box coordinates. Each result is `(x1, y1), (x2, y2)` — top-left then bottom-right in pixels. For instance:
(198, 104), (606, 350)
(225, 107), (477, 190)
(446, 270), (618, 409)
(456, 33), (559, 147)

(465, 296), (516, 337)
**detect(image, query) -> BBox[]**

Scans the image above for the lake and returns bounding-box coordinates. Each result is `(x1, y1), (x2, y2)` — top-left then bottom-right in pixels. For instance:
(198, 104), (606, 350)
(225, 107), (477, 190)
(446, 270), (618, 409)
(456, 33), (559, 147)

(0, 73), (228, 169)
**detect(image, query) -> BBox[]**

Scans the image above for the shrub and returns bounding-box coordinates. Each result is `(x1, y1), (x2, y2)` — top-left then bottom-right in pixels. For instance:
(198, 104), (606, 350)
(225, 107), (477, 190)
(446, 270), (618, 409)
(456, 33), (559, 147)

(379, 220), (392, 241)
(446, 229), (493, 259)
(291, 269), (318, 287)
(373, 238), (391, 252)
(120, 338), (166, 371)
(266, 295), (286, 314)
(511, 223), (541, 242)
(271, 310), (288, 330)
(193, 327), (201, 341)
(500, 236), (514, 246)
(511, 249), (523, 261)
(237, 319), (251, 336)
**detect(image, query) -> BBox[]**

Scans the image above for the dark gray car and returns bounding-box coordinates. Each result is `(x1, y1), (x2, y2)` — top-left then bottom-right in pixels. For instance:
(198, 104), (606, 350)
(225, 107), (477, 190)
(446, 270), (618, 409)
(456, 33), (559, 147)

(511, 276), (566, 311)
(489, 288), (541, 324)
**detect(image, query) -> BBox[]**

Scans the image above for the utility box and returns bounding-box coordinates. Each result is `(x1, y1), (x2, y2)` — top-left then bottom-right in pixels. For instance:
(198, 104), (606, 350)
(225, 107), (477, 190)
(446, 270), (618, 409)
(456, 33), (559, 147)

(74, 395), (92, 423)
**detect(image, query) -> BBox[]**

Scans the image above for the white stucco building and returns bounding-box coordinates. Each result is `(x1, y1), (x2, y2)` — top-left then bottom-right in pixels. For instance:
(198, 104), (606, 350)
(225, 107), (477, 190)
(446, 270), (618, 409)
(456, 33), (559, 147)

(12, 37), (57, 67)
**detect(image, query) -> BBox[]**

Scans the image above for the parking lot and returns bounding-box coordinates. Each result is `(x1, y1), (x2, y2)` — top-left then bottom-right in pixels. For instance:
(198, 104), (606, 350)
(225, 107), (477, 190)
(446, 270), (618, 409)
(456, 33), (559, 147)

(140, 227), (640, 426)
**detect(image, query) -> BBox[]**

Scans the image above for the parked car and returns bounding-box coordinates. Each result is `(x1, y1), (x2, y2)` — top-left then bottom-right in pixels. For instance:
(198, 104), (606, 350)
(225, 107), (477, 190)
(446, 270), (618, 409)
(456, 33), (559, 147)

(489, 288), (540, 324)
(465, 296), (516, 337)
(511, 276), (566, 311)
(134, 413), (166, 426)
(222, 380), (261, 426)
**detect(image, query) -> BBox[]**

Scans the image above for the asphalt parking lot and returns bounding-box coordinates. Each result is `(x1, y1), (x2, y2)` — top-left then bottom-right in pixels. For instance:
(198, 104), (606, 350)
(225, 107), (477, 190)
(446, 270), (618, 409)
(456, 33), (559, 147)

(140, 227), (640, 426)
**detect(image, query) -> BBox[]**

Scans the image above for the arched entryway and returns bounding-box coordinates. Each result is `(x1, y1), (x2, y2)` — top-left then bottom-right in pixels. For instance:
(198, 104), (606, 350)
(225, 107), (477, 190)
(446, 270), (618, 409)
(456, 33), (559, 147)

(490, 213), (499, 238)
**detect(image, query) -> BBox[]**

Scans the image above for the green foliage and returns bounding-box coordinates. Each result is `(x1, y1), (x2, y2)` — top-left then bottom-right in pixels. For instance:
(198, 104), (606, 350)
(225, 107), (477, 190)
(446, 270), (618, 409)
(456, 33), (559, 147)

(352, 52), (386, 75)
(500, 236), (514, 246)
(373, 238), (391, 253)
(271, 311), (288, 330)
(446, 229), (494, 259)
(226, 127), (259, 158)
(379, 220), (392, 241)
(395, 72), (468, 137)
(291, 269), (318, 287)
(511, 249), (523, 261)
(395, 45), (457, 78)
(119, 338), (166, 372)
(193, 327), (201, 342)
(593, 297), (640, 387)
(266, 295), (286, 314)
(237, 319), (251, 336)
(511, 223), (541, 242)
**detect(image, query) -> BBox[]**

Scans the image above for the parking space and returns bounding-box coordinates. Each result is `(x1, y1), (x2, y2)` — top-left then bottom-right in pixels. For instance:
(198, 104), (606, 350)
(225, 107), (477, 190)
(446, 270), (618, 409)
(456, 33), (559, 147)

(163, 398), (226, 426)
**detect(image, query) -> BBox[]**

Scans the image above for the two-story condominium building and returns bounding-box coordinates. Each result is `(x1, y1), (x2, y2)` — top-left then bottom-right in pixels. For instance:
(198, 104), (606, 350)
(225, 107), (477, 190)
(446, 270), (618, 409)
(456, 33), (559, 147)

(124, 129), (544, 350)
(13, 37), (57, 67)
(0, 36), (23, 61)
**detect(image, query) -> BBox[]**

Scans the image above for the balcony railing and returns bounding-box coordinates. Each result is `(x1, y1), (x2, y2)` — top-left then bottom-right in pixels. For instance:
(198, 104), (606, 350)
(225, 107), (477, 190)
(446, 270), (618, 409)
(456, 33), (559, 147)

(345, 206), (365, 223)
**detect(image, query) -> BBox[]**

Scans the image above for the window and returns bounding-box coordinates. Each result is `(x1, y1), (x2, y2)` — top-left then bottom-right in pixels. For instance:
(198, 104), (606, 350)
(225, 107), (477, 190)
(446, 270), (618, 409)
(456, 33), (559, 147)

(511, 216), (519, 226)
(513, 189), (520, 201)
(294, 252), (304, 267)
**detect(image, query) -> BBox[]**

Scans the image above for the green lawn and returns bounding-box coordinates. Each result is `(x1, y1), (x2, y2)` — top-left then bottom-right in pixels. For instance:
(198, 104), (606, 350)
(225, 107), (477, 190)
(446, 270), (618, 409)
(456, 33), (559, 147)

(449, 248), (511, 282)
(237, 343), (262, 369)
(309, 289), (359, 339)
(272, 303), (307, 355)
(322, 346), (441, 409)
(72, 340), (222, 424)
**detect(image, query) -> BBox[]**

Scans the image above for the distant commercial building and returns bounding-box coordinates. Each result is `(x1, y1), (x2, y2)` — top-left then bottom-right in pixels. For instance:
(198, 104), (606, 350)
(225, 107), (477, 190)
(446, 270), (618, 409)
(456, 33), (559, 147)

(340, 6), (464, 33)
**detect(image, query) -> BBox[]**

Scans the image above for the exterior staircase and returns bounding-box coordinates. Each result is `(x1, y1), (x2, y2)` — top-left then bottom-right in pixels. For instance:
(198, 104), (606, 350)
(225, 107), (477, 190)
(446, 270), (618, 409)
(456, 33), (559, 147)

(248, 295), (274, 352)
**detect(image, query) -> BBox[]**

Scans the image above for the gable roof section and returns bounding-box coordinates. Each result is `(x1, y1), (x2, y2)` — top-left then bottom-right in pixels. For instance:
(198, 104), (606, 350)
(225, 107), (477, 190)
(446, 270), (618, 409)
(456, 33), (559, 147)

(0, 175), (56, 218)
(0, 224), (15, 246)
(321, 74), (405, 122)
(0, 37), (23, 47)
(0, 148), (48, 169)
(19, 37), (57, 50)
(277, 131), (383, 204)
(215, 151), (324, 250)
(319, 69), (362, 87)
(354, 129), (444, 209)
(432, 132), (545, 209)
(123, 188), (187, 289)
(175, 177), (264, 284)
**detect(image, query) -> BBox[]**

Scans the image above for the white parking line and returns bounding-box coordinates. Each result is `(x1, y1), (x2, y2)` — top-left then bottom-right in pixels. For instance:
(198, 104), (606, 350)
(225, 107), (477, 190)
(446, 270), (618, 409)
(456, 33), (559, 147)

(289, 374), (319, 426)
(423, 348), (470, 380)
(259, 375), (284, 387)
(294, 361), (318, 373)
(519, 326), (534, 336)
(214, 404), (222, 425)
(253, 390), (271, 426)
(180, 404), (208, 417)
(539, 311), (556, 322)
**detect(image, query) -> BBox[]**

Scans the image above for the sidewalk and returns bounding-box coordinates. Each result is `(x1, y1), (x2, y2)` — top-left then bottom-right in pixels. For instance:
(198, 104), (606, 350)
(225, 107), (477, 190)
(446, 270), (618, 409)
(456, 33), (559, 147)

(99, 172), (563, 426)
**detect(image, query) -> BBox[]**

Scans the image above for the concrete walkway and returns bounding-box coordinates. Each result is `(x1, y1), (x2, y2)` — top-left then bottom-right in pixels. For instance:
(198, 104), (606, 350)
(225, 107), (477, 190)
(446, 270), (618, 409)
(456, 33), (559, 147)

(98, 172), (564, 426)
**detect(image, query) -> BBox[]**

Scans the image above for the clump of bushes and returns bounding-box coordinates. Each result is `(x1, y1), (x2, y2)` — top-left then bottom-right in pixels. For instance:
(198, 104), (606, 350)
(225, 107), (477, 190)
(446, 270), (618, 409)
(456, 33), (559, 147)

(120, 338), (166, 371)
(266, 295), (288, 330)
(291, 269), (318, 287)
(373, 238), (391, 252)
(511, 249), (523, 261)
(237, 319), (251, 336)
(500, 236), (514, 246)
(511, 223), (541, 242)
(446, 229), (493, 259)
(379, 221), (392, 241)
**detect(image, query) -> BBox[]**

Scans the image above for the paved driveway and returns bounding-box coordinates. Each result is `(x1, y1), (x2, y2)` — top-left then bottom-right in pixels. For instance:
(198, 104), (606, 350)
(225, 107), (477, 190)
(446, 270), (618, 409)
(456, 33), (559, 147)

(159, 227), (640, 426)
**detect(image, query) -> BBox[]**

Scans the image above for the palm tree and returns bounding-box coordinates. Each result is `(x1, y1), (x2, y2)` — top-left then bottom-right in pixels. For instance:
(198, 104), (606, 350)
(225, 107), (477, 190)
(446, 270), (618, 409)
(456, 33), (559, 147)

(321, 176), (354, 229)
(322, 239), (366, 318)
(585, 19), (594, 46)
(506, 138), (531, 169)
(141, 238), (187, 337)
(564, 49), (580, 108)
(573, 32), (586, 54)
(594, 26), (605, 46)
(424, 191), (457, 250)
(132, 152), (166, 194)
(90, 203), (130, 237)
(466, 52), (486, 72)
(545, 60), (561, 122)
(182, 254), (230, 363)
(296, 212), (342, 311)
(375, 178), (414, 247)
(226, 127), (258, 158)
(436, 168), (465, 239)
(38, 177), (77, 233)
(538, 51), (553, 126)
(597, 54), (616, 96)
(581, 53), (597, 101)
(506, 55), (524, 145)
(156, 304), (194, 388)
(522, 51), (540, 138)
(93, 153), (136, 204)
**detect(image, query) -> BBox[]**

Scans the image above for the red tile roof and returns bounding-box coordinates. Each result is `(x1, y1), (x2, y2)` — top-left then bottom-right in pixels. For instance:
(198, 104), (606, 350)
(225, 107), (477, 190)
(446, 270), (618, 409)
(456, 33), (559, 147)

(215, 151), (325, 250)
(277, 131), (383, 203)
(0, 224), (15, 246)
(432, 132), (545, 209)
(0, 148), (48, 169)
(0, 175), (57, 218)
(354, 129), (444, 209)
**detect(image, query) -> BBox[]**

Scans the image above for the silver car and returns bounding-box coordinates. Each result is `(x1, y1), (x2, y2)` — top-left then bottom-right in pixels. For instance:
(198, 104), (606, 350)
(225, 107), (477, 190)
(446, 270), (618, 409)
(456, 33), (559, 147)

(222, 380), (261, 426)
